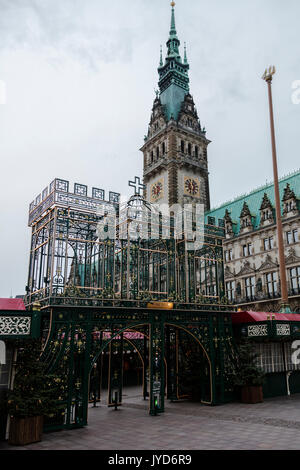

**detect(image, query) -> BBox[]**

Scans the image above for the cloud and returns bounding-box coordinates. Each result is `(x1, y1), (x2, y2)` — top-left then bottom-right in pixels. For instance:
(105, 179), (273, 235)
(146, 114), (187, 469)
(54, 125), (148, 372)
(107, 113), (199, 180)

(0, 0), (135, 68)
(0, 0), (300, 297)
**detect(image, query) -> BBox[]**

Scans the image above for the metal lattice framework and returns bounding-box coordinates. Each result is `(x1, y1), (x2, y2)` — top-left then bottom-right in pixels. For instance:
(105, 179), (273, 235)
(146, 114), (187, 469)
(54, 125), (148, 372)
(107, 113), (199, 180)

(26, 187), (227, 308)
(38, 307), (235, 428)
(24, 180), (236, 429)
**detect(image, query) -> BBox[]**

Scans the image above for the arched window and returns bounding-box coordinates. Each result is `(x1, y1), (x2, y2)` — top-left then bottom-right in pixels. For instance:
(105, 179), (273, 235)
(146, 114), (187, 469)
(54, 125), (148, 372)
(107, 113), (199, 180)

(195, 146), (199, 158)
(181, 140), (185, 153)
(188, 143), (192, 156)
(156, 147), (160, 158)
(285, 201), (295, 212)
(151, 151), (154, 163)
(162, 142), (166, 154)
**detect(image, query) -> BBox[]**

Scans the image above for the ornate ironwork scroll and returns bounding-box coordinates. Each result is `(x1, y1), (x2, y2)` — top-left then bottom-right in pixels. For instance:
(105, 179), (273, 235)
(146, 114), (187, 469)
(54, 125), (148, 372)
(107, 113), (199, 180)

(165, 325), (178, 400)
(108, 332), (124, 407)
(248, 324), (268, 337)
(149, 313), (165, 415)
(0, 317), (31, 335)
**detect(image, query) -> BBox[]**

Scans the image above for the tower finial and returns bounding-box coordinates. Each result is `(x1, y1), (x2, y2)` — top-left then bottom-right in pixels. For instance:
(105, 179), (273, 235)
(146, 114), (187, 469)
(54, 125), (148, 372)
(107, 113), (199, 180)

(170, 1), (177, 36)
(159, 45), (163, 67)
(184, 42), (188, 64)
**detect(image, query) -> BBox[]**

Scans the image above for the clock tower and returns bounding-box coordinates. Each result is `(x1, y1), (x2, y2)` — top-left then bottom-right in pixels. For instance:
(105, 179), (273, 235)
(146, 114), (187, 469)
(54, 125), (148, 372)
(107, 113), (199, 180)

(141, 3), (211, 211)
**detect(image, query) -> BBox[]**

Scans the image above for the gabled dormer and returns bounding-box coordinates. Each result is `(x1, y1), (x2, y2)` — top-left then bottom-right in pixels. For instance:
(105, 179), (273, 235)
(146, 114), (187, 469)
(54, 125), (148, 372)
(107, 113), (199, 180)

(260, 193), (274, 226)
(224, 209), (234, 239)
(282, 183), (299, 218)
(239, 202), (253, 233)
(147, 96), (167, 139)
(177, 94), (202, 135)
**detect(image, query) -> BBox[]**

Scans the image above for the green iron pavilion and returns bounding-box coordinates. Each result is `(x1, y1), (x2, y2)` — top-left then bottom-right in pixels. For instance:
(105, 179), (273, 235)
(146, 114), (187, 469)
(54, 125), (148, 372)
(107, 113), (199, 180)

(1, 3), (300, 436)
(22, 175), (234, 429)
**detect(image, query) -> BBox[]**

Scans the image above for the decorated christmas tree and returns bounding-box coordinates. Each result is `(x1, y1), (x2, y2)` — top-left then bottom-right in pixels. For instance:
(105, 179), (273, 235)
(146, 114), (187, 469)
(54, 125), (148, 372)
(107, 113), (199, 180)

(8, 339), (66, 419)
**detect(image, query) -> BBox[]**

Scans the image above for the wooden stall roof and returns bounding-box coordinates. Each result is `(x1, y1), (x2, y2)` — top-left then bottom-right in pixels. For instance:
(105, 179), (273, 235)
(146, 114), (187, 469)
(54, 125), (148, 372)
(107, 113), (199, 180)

(0, 298), (25, 311)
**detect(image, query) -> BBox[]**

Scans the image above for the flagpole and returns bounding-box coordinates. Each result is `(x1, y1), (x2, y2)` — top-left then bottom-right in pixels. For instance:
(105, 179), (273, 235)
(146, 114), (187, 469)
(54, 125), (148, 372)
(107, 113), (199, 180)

(262, 67), (291, 313)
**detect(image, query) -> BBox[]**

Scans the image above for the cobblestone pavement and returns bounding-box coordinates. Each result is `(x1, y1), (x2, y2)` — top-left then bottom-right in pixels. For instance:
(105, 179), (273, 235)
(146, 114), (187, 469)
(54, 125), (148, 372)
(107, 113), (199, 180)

(1, 387), (300, 450)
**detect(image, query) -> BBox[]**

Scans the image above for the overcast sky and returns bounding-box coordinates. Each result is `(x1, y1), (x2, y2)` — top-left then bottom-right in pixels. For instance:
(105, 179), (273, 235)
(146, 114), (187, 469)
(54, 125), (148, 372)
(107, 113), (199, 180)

(0, 0), (299, 297)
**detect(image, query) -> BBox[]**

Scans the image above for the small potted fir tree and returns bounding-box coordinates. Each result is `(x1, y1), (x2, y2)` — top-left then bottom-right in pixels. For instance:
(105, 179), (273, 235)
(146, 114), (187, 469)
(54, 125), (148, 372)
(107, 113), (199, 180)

(7, 339), (66, 445)
(230, 340), (265, 404)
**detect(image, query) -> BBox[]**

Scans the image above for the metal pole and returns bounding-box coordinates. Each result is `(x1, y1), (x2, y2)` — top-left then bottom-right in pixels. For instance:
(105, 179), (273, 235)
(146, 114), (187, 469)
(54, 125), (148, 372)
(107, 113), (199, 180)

(262, 66), (291, 313)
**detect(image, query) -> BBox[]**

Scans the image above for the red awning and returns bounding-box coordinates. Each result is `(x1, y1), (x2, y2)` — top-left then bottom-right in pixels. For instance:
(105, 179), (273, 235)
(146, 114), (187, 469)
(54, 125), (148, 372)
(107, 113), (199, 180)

(0, 298), (25, 311)
(231, 310), (300, 324)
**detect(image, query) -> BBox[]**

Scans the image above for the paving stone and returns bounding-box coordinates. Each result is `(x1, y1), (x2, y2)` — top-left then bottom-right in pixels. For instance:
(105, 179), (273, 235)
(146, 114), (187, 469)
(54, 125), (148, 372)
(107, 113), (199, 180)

(1, 387), (300, 450)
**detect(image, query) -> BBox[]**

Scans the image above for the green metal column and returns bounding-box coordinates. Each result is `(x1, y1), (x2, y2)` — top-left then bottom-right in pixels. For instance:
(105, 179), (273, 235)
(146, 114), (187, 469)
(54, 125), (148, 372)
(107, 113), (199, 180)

(165, 325), (178, 401)
(208, 315), (217, 405)
(108, 331), (124, 407)
(82, 314), (92, 426)
(149, 312), (165, 415)
(217, 314), (225, 404)
(66, 320), (75, 428)
(143, 333), (149, 400)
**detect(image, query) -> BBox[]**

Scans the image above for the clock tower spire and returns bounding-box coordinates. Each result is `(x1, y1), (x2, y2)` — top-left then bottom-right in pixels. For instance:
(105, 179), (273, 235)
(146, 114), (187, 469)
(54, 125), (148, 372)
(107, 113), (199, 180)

(141, 2), (211, 210)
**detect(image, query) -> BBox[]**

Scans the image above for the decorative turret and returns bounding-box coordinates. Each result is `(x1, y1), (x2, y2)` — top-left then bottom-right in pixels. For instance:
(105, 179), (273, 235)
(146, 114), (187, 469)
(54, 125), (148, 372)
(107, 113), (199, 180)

(159, 45), (163, 67)
(184, 42), (188, 64)
(224, 209), (232, 223)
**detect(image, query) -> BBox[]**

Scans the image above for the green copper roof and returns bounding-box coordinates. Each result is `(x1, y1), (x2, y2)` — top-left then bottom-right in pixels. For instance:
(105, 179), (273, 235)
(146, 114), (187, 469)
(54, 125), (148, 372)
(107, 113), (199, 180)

(206, 169), (300, 234)
(158, 4), (190, 121)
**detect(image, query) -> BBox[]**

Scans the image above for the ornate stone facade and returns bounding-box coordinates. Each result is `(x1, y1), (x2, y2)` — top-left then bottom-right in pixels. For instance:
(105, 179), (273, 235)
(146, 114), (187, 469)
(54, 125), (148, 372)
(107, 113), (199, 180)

(207, 171), (300, 312)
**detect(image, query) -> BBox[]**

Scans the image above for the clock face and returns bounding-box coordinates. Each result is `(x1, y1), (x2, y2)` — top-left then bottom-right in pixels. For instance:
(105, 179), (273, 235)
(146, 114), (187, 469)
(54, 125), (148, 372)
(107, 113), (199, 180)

(184, 177), (199, 196)
(150, 180), (163, 202)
